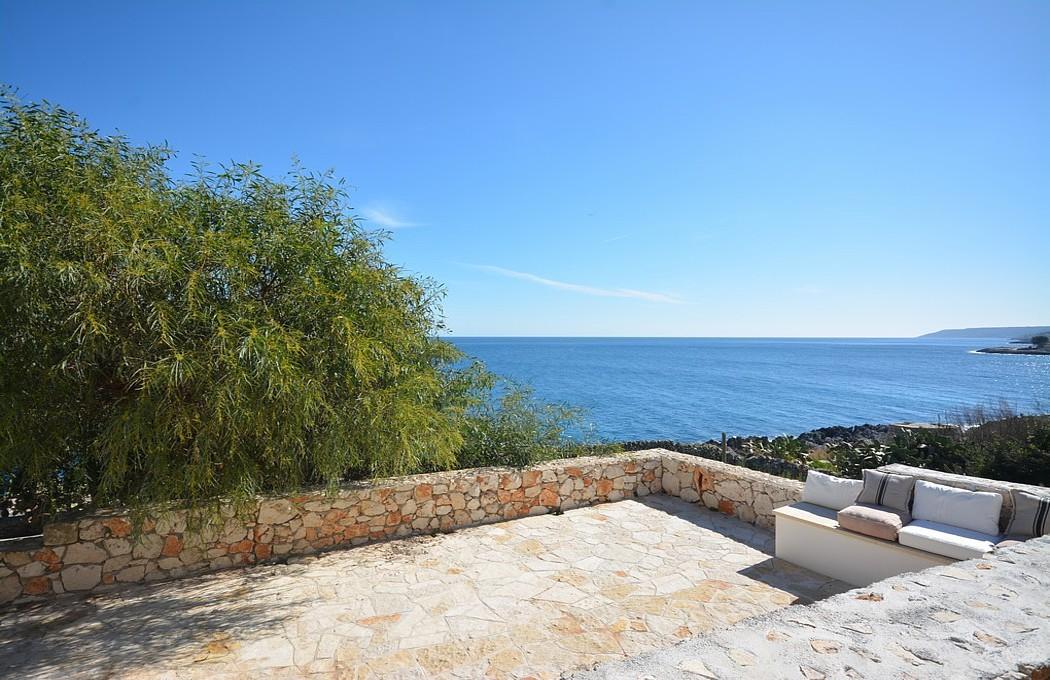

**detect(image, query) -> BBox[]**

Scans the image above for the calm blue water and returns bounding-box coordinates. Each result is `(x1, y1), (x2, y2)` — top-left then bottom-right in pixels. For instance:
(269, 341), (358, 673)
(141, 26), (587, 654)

(450, 338), (1050, 442)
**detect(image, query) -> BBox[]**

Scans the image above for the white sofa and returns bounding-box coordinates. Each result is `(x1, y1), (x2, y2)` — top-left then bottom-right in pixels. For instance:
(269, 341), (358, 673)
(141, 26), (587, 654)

(775, 469), (1031, 587)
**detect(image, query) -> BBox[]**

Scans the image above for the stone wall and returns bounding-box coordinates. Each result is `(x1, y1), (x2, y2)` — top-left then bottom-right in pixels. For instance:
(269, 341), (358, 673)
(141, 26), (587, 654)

(0, 452), (663, 605)
(575, 536), (1050, 679)
(0, 449), (801, 605)
(659, 451), (804, 529)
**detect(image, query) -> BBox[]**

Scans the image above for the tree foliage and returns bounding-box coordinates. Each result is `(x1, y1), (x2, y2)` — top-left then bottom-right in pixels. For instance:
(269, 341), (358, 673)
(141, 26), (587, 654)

(458, 379), (588, 469)
(815, 419), (1050, 486)
(883, 426), (1050, 486)
(1, 94), (488, 516)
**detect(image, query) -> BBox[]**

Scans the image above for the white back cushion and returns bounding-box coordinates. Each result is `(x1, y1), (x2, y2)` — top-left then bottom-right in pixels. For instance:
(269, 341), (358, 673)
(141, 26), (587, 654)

(802, 471), (862, 511)
(911, 480), (1002, 535)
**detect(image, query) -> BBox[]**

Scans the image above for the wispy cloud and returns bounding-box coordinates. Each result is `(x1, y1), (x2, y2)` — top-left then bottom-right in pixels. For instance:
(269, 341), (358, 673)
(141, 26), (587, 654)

(360, 206), (420, 229)
(601, 234), (631, 244)
(473, 265), (684, 304)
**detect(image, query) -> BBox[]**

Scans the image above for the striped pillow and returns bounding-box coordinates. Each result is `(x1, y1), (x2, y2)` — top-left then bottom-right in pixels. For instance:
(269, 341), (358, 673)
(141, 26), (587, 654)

(856, 469), (915, 514)
(1006, 490), (1050, 538)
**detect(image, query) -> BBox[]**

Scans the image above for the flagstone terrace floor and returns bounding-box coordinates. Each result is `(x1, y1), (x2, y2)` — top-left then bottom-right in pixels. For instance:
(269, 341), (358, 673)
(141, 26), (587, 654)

(0, 495), (847, 679)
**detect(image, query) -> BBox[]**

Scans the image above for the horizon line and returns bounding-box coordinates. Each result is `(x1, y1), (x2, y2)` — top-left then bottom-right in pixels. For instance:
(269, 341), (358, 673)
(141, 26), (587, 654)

(436, 334), (959, 340)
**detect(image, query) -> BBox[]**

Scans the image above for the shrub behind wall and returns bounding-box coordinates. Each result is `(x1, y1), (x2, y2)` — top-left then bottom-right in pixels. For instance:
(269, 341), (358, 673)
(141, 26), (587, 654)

(0, 95), (478, 518)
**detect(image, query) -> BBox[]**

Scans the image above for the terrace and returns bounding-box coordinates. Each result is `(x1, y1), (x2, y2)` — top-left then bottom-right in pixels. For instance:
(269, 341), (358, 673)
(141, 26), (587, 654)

(1, 450), (1046, 679)
(0, 495), (845, 678)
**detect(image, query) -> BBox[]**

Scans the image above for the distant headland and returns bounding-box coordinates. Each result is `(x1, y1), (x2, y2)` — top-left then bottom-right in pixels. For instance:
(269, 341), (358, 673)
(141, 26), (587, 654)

(918, 325), (1050, 340)
(917, 326), (1050, 356)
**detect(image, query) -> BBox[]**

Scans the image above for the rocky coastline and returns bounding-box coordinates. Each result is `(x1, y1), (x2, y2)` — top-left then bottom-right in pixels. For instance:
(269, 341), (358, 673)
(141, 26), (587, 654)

(739, 423), (889, 448)
(976, 346), (1050, 355)
(619, 423), (891, 480)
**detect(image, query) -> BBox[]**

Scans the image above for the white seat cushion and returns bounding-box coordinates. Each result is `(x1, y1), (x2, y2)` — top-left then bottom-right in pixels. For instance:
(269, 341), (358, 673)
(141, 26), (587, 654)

(898, 519), (998, 560)
(911, 480), (1003, 535)
(802, 471), (863, 511)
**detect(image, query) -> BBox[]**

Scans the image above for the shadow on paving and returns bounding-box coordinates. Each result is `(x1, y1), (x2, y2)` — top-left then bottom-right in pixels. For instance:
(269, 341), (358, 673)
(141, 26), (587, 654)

(736, 558), (850, 603)
(629, 494), (774, 552)
(629, 494), (848, 603)
(0, 565), (312, 678)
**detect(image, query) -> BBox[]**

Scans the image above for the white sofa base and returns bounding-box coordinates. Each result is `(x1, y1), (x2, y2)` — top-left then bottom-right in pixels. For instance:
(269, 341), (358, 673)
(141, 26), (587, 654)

(774, 502), (954, 586)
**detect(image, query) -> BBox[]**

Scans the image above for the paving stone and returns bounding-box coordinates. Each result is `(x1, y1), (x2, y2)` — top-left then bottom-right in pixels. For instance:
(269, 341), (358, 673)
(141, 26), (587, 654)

(679, 658), (718, 677)
(575, 537), (1050, 680)
(0, 495), (843, 679)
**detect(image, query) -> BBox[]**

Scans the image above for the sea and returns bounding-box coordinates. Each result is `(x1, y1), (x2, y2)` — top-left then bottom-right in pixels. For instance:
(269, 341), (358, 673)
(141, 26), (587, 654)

(449, 337), (1050, 442)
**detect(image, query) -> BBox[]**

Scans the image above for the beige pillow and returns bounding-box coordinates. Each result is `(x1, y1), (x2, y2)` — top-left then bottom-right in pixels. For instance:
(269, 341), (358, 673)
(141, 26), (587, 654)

(856, 469), (915, 514)
(837, 503), (911, 541)
(1005, 490), (1050, 538)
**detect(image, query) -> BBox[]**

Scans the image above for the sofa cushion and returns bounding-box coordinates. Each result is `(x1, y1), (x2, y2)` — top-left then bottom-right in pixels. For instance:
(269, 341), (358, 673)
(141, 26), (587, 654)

(802, 471), (863, 511)
(1005, 490), (1050, 538)
(898, 519), (998, 560)
(856, 469), (915, 514)
(911, 480), (1002, 536)
(837, 503), (911, 541)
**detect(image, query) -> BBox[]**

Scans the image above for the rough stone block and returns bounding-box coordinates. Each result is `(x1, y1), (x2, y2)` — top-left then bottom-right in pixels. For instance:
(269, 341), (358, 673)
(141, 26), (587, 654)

(61, 564), (102, 591)
(116, 566), (147, 583)
(103, 555), (133, 573)
(101, 517), (133, 538)
(43, 522), (78, 546)
(157, 557), (182, 570)
(0, 574), (21, 603)
(16, 561), (46, 578)
(179, 547), (203, 565)
(160, 535), (183, 558)
(153, 512), (187, 536)
(64, 542), (108, 564)
(132, 533), (165, 560)
(359, 500), (386, 517)
(78, 520), (106, 541)
(221, 521), (248, 543)
(22, 575), (51, 596)
(102, 538), (132, 556)
(258, 500), (297, 525)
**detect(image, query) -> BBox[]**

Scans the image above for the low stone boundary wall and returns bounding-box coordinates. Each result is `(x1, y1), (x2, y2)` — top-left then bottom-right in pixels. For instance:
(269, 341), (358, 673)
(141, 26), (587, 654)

(660, 451), (804, 529)
(0, 449), (802, 605)
(1, 452), (662, 604)
(575, 537), (1050, 679)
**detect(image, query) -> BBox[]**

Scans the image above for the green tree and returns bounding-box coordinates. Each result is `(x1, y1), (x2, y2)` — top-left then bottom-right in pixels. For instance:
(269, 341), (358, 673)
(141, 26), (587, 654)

(0, 94), (477, 516)
(457, 377), (584, 469)
(1032, 335), (1049, 348)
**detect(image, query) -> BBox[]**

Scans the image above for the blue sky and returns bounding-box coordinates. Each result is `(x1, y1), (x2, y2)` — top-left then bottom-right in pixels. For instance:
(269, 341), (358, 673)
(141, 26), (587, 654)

(3, 2), (1048, 337)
